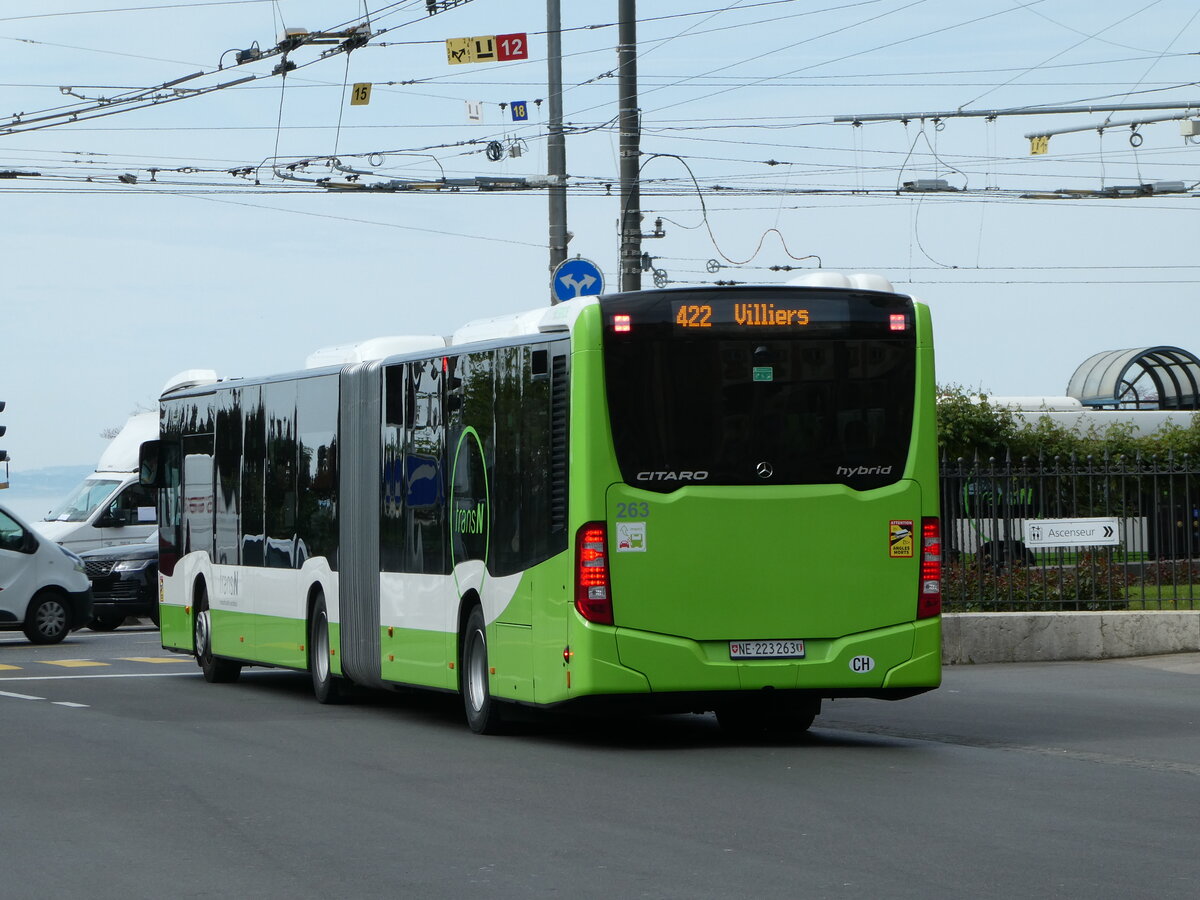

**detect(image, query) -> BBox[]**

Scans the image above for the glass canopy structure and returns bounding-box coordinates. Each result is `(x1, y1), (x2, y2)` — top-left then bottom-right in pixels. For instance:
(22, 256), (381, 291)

(1066, 346), (1200, 410)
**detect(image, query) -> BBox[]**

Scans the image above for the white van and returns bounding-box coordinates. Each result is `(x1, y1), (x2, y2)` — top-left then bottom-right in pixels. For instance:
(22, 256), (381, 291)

(0, 501), (92, 643)
(34, 412), (159, 554)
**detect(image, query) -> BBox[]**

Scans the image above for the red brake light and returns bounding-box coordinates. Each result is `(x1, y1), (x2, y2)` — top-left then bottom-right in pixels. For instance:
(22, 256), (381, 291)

(575, 522), (613, 625)
(890, 313), (907, 332)
(612, 314), (632, 333)
(918, 516), (941, 619)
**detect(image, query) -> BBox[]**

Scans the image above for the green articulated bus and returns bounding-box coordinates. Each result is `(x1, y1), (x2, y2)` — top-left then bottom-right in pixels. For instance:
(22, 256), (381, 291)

(142, 277), (941, 734)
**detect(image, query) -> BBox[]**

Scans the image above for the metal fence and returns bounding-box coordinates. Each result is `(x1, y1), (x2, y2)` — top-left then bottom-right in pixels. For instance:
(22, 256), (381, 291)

(940, 454), (1200, 611)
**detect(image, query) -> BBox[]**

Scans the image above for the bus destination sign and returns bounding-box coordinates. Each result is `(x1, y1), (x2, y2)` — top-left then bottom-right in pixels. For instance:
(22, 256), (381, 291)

(604, 293), (914, 338)
(673, 301), (810, 330)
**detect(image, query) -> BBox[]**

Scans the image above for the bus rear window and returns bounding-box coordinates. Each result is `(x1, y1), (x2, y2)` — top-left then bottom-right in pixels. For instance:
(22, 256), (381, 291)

(602, 290), (916, 491)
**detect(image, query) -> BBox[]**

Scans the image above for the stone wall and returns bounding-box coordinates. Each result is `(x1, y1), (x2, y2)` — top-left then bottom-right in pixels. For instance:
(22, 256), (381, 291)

(942, 611), (1200, 664)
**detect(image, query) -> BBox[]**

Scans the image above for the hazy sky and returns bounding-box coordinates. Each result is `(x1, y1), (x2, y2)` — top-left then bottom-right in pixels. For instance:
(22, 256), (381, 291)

(2, 0), (1198, 472)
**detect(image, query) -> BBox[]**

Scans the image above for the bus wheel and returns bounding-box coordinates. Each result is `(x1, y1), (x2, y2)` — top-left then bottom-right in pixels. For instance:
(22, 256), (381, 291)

(715, 703), (769, 737)
(309, 598), (345, 704)
(23, 591), (71, 645)
(461, 606), (505, 735)
(717, 697), (819, 738)
(776, 698), (820, 735)
(193, 593), (241, 684)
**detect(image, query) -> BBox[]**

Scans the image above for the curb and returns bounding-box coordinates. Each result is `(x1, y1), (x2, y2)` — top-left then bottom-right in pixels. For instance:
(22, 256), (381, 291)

(943, 611), (1200, 664)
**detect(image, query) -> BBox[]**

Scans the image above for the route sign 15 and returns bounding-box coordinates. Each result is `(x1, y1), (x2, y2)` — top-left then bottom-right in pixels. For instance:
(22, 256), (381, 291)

(446, 32), (528, 65)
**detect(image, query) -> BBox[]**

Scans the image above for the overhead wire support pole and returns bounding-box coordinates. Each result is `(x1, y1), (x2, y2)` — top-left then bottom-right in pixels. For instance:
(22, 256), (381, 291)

(618, 0), (641, 292)
(1024, 111), (1200, 140)
(547, 0), (568, 302)
(833, 100), (1200, 125)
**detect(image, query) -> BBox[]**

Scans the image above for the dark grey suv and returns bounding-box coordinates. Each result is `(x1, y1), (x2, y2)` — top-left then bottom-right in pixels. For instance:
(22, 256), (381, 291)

(79, 536), (158, 630)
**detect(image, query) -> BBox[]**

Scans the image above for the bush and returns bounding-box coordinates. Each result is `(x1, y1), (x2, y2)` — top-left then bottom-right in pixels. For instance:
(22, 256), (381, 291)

(936, 385), (1200, 461)
(943, 552), (1131, 612)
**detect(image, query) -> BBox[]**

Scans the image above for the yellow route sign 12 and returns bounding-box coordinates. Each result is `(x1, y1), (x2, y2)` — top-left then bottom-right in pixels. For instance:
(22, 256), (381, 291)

(446, 33), (528, 65)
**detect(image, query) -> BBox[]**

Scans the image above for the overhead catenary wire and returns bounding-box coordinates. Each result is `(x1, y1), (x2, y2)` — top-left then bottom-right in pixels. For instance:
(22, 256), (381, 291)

(2, 0), (1199, 282)
(4, 0), (1190, 186)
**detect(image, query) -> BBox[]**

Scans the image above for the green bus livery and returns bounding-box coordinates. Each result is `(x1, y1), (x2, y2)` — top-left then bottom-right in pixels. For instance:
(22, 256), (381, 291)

(143, 278), (942, 734)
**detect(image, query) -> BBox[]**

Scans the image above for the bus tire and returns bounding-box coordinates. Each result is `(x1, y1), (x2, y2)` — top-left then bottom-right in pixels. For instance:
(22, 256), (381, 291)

(715, 703), (769, 737)
(717, 696), (818, 738)
(309, 597), (345, 704)
(776, 698), (820, 735)
(461, 605), (505, 735)
(193, 591), (241, 684)
(23, 590), (71, 645)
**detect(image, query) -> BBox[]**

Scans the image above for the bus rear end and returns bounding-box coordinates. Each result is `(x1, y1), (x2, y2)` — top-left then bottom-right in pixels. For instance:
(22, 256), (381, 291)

(566, 284), (940, 725)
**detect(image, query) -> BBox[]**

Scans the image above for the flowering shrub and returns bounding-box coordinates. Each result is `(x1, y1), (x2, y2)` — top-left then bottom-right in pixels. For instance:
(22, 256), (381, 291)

(943, 552), (1131, 612)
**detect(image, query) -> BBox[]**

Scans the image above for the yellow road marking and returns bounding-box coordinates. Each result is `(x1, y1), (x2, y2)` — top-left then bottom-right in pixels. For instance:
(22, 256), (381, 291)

(119, 657), (190, 664)
(40, 660), (110, 668)
(0, 664), (21, 671)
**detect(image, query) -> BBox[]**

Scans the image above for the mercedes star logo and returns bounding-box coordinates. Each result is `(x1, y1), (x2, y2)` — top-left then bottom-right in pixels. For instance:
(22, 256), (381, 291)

(756, 461), (774, 479)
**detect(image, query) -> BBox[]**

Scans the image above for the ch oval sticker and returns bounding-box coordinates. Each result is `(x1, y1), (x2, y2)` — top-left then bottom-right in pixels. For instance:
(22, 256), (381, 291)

(849, 655), (875, 674)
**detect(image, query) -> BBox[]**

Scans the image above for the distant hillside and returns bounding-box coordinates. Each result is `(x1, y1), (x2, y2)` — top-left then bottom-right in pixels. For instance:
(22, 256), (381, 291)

(3, 465), (92, 498)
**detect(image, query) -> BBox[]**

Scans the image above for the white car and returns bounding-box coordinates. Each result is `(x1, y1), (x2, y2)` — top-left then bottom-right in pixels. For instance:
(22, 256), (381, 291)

(0, 501), (93, 644)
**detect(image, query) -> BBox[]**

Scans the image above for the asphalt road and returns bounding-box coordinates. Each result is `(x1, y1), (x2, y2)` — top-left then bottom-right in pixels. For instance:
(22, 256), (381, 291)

(1, 626), (1197, 900)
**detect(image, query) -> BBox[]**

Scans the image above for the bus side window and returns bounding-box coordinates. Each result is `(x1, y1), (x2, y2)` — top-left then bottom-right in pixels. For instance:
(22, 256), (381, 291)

(381, 363), (407, 573)
(406, 358), (447, 575)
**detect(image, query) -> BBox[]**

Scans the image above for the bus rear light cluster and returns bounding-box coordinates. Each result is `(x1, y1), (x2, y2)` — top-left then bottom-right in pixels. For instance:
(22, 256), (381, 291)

(575, 522), (613, 625)
(917, 516), (941, 619)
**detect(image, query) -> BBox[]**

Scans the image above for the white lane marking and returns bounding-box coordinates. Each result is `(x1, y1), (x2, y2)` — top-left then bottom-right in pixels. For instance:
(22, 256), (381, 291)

(0, 672), (196, 682)
(0, 672), (196, 707)
(0, 689), (45, 701)
(0, 690), (88, 708)
(0, 630), (159, 644)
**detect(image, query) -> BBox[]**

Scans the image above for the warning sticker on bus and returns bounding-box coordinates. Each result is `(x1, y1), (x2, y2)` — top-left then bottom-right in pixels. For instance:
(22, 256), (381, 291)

(615, 521), (647, 552)
(889, 520), (914, 558)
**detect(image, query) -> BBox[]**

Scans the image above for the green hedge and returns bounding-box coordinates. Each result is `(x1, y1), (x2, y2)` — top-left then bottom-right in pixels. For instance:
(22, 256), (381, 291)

(936, 386), (1200, 461)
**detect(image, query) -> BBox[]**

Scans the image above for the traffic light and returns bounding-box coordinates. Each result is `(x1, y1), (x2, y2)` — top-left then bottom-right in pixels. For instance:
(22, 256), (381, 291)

(0, 400), (7, 487)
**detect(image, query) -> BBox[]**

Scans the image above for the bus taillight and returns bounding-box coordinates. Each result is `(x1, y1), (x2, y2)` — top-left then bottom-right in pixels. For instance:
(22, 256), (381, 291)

(918, 517), (941, 619)
(575, 522), (613, 625)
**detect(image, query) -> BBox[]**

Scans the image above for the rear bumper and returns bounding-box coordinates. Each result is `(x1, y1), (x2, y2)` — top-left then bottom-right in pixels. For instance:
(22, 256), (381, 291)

(546, 684), (935, 716)
(557, 616), (941, 705)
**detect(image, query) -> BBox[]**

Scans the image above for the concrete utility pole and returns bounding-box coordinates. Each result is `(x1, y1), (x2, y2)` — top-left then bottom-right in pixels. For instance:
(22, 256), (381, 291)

(617, 0), (641, 292)
(546, 0), (568, 300)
